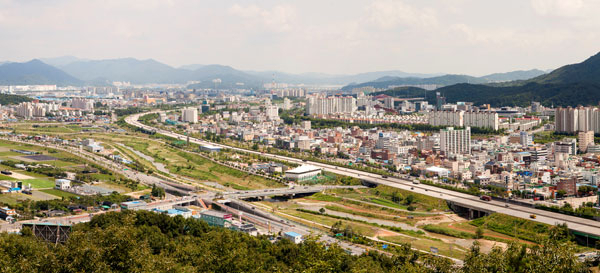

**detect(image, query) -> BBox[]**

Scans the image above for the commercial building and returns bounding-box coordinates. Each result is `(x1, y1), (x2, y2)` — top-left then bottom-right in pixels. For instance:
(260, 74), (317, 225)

(557, 177), (577, 196)
(55, 179), (71, 190)
(199, 210), (233, 228)
(82, 139), (104, 153)
(440, 127), (471, 155)
(120, 200), (148, 210)
(182, 107), (199, 123)
(284, 165), (322, 181)
(283, 231), (303, 244)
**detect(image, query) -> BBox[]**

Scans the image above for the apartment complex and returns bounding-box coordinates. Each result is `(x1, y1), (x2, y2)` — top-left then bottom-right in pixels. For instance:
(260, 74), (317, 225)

(305, 96), (357, 116)
(71, 98), (94, 111)
(555, 106), (600, 134)
(428, 110), (499, 130)
(440, 127), (471, 155)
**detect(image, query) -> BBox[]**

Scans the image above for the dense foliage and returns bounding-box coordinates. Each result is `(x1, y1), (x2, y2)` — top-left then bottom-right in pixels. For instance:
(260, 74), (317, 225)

(0, 94), (32, 105)
(374, 82), (600, 107)
(0, 210), (592, 272)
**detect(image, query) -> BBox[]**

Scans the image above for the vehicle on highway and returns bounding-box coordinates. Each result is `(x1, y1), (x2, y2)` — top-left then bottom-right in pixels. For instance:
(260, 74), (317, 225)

(410, 187), (414, 190)
(302, 159), (307, 162)
(480, 195), (492, 201)
(381, 175), (388, 178)
(1, 170), (12, 175)
(412, 180), (420, 184)
(530, 214), (536, 219)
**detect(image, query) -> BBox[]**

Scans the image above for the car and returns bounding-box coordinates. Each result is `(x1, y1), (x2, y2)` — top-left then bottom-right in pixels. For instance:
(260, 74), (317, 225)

(530, 214), (536, 219)
(504, 204), (509, 207)
(382, 175), (388, 178)
(410, 187), (414, 190)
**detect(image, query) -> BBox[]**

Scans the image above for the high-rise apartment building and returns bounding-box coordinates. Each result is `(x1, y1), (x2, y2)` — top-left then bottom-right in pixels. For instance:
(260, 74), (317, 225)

(305, 96), (357, 116)
(440, 127), (471, 155)
(265, 105), (279, 120)
(71, 98), (94, 111)
(578, 131), (594, 153)
(181, 107), (198, 123)
(428, 110), (498, 130)
(555, 106), (600, 134)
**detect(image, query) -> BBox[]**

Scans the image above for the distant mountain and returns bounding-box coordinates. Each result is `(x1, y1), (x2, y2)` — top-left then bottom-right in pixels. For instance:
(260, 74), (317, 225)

(480, 69), (546, 82)
(40, 56), (87, 67)
(342, 69), (546, 91)
(179, 64), (206, 70)
(59, 58), (188, 84)
(0, 59), (82, 86)
(341, 74), (486, 91)
(375, 51), (600, 107)
(244, 70), (439, 85)
(58, 58), (266, 88)
(524, 52), (600, 85)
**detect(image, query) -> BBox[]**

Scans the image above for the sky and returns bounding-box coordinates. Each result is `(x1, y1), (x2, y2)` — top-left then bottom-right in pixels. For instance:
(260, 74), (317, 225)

(0, 0), (600, 75)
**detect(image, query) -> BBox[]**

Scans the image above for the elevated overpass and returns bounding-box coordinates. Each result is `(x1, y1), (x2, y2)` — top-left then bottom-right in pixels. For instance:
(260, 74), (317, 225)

(222, 185), (364, 199)
(125, 112), (600, 240)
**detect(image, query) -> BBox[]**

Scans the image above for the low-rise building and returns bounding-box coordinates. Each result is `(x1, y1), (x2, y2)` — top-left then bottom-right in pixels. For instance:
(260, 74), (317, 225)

(284, 165), (321, 181)
(283, 231), (303, 244)
(55, 179), (71, 190)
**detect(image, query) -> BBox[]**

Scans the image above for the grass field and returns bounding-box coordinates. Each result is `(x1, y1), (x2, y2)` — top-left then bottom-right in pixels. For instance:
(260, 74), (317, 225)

(23, 178), (55, 189)
(40, 189), (79, 198)
(0, 174), (16, 180)
(382, 235), (467, 260)
(92, 134), (281, 190)
(321, 186), (449, 212)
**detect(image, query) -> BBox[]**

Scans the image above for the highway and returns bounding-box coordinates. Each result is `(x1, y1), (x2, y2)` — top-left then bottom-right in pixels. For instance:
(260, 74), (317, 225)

(126, 112), (600, 237)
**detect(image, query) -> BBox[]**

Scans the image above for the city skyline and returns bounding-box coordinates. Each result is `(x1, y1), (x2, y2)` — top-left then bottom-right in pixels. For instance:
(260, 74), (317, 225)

(1, 0), (600, 75)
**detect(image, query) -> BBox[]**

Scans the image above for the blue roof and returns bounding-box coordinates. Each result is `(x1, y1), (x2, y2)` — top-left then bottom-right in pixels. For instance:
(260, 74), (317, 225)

(284, 231), (301, 237)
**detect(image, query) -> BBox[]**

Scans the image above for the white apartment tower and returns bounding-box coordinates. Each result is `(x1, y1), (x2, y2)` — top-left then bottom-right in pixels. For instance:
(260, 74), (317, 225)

(440, 127), (471, 155)
(305, 96), (357, 116)
(181, 107), (198, 123)
(578, 131), (594, 153)
(265, 105), (279, 120)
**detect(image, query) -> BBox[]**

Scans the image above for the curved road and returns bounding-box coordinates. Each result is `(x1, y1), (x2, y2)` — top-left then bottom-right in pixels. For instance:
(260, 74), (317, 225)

(126, 112), (600, 238)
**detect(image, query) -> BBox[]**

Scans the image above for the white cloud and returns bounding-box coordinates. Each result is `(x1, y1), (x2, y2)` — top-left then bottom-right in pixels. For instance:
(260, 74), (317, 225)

(229, 4), (296, 33)
(366, 0), (437, 29)
(530, 0), (585, 17)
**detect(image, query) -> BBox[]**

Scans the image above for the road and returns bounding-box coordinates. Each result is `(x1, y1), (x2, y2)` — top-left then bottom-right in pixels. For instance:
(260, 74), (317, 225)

(126, 111), (600, 238)
(1, 137), (191, 196)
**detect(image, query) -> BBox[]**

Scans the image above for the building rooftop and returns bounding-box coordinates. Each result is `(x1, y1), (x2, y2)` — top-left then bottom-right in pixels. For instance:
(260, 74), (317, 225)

(284, 231), (301, 237)
(285, 165), (321, 174)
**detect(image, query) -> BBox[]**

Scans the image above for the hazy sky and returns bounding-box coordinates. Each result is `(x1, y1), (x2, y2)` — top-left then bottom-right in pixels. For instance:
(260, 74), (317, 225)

(1, 0), (599, 75)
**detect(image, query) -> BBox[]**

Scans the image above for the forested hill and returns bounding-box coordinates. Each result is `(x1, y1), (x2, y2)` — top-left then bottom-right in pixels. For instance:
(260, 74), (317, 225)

(0, 210), (589, 272)
(374, 51), (600, 107)
(0, 94), (32, 105)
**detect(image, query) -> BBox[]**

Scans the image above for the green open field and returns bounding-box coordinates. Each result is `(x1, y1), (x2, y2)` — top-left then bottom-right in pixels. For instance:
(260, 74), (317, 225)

(5, 123), (85, 135)
(383, 235), (467, 260)
(23, 178), (55, 189)
(85, 133), (282, 190)
(310, 186), (448, 213)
